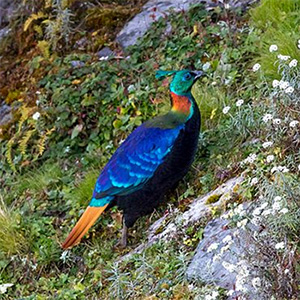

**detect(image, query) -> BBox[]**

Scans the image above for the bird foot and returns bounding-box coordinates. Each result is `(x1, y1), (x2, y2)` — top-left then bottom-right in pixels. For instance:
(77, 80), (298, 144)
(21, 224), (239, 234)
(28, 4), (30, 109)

(114, 222), (128, 249)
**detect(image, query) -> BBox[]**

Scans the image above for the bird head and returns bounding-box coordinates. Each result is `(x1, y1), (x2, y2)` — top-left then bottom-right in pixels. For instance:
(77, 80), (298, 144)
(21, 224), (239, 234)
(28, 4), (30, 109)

(156, 69), (204, 96)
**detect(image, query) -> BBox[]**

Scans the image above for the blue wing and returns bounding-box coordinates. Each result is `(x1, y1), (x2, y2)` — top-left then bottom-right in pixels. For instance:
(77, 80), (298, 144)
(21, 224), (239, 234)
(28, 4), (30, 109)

(89, 124), (183, 207)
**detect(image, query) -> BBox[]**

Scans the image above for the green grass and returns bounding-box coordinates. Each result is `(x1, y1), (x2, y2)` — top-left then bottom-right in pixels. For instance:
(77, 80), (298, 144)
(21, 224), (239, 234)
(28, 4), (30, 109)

(0, 196), (27, 255)
(250, 0), (300, 76)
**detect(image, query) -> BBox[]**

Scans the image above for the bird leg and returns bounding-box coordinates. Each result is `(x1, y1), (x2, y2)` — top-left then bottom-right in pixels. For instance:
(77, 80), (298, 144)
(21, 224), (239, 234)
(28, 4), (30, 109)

(115, 219), (128, 249)
(120, 221), (128, 248)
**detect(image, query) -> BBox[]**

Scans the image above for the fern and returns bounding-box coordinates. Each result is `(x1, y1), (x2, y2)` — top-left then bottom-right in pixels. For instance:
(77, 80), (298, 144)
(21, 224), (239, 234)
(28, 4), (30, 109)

(35, 127), (55, 158)
(17, 107), (34, 134)
(19, 129), (36, 155)
(5, 138), (16, 172)
(24, 11), (46, 32)
(37, 40), (50, 58)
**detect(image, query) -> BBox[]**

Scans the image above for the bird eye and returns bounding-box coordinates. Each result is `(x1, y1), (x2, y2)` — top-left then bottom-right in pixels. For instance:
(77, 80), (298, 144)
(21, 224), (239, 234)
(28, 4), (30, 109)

(183, 73), (192, 80)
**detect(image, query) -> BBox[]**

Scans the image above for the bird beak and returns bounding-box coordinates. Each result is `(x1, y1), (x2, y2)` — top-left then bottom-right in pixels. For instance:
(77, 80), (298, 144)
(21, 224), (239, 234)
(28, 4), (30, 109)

(192, 70), (205, 80)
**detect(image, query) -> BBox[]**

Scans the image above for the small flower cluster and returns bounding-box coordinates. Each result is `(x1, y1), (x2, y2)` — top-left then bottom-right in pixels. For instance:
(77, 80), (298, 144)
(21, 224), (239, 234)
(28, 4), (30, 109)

(272, 79), (294, 94)
(204, 290), (219, 300)
(242, 153), (257, 165)
(252, 63), (261, 72)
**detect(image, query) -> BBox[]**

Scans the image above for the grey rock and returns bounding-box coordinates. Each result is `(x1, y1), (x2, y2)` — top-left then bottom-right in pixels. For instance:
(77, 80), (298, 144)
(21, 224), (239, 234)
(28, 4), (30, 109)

(97, 47), (116, 59)
(70, 60), (85, 68)
(120, 176), (244, 262)
(0, 103), (12, 126)
(116, 0), (259, 49)
(0, 0), (16, 28)
(116, 0), (202, 48)
(0, 26), (10, 39)
(186, 214), (267, 299)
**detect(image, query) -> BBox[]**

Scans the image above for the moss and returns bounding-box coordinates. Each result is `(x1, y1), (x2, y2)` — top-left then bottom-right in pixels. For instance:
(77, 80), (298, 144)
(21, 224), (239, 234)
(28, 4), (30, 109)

(205, 194), (221, 204)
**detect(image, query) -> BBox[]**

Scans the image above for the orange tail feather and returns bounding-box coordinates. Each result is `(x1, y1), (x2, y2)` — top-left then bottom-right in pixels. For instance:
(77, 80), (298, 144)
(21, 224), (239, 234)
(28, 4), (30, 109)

(62, 204), (108, 249)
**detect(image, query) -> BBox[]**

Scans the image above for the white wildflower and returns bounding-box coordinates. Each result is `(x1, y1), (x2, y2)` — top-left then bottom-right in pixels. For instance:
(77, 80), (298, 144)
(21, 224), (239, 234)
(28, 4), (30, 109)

(280, 208), (289, 214)
(222, 106), (231, 114)
(274, 196), (282, 202)
(272, 79), (280, 88)
(0, 284), (14, 294)
(245, 153), (257, 164)
(250, 177), (258, 186)
(205, 291), (219, 300)
(237, 218), (248, 228)
(289, 120), (299, 128)
(252, 277), (262, 290)
(222, 235), (232, 244)
(285, 86), (295, 94)
(222, 261), (236, 273)
(251, 216), (261, 226)
(278, 166), (289, 173)
(262, 209), (272, 216)
(236, 99), (244, 107)
(202, 62), (211, 71)
(269, 44), (278, 52)
(271, 166), (278, 173)
(284, 269), (289, 274)
(35, 90), (41, 95)
(260, 202), (268, 209)
(252, 63), (261, 72)
(32, 112), (41, 120)
(275, 242), (285, 250)
(207, 242), (219, 252)
(266, 155), (275, 163)
(236, 275), (248, 292)
(279, 80), (290, 90)
(277, 54), (290, 61)
(272, 202), (281, 211)
(252, 207), (262, 216)
(220, 244), (231, 254)
(272, 166), (289, 173)
(213, 253), (222, 262)
(262, 113), (273, 123)
(273, 118), (281, 125)
(289, 59), (298, 68)
(262, 141), (273, 148)
(127, 84), (135, 92)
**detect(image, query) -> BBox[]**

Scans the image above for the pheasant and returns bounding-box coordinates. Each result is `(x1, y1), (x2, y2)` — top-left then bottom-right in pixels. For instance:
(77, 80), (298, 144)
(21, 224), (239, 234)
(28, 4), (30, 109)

(62, 69), (203, 249)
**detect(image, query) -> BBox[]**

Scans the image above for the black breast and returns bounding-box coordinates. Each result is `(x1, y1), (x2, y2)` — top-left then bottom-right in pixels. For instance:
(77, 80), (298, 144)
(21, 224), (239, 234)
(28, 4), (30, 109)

(116, 101), (201, 227)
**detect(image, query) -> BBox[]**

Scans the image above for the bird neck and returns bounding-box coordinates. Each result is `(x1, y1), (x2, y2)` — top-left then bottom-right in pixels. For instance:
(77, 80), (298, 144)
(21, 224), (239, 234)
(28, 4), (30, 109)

(170, 91), (194, 120)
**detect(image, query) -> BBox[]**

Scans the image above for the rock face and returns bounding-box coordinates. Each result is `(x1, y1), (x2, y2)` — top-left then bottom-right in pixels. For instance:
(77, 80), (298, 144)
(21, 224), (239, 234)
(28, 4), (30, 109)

(0, 0), (15, 27)
(186, 216), (266, 299)
(0, 103), (12, 126)
(116, 0), (201, 48)
(0, 0), (16, 40)
(121, 176), (243, 261)
(116, 0), (259, 48)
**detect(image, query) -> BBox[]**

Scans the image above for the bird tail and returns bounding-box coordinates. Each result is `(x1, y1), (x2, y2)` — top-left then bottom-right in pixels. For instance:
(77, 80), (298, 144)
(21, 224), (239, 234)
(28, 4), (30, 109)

(62, 204), (108, 249)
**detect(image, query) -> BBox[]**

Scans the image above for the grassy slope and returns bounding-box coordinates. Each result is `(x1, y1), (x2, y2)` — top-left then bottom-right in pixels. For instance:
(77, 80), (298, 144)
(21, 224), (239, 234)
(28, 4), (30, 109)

(0, 1), (299, 299)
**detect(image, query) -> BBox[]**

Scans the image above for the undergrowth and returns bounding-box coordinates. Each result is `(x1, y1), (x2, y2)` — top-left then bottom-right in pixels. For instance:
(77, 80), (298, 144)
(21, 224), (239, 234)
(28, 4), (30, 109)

(0, 0), (299, 299)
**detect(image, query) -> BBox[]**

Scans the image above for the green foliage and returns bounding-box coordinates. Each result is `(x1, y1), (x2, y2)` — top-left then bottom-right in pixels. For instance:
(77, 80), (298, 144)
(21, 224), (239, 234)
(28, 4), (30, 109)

(1, 1), (299, 299)
(250, 0), (300, 76)
(0, 196), (27, 255)
(65, 168), (99, 207)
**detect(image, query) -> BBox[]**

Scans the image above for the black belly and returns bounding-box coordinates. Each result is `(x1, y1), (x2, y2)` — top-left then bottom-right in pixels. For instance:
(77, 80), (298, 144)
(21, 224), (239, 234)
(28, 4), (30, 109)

(115, 106), (200, 227)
